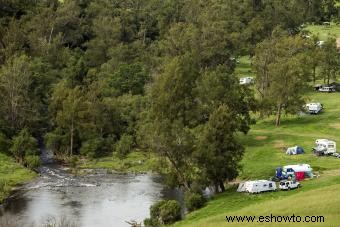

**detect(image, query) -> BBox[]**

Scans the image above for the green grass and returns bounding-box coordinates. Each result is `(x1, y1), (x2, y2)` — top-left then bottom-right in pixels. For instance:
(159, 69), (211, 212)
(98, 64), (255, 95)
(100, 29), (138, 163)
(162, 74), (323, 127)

(304, 23), (340, 40)
(78, 151), (158, 173)
(0, 153), (36, 203)
(175, 92), (340, 226)
(235, 56), (253, 78)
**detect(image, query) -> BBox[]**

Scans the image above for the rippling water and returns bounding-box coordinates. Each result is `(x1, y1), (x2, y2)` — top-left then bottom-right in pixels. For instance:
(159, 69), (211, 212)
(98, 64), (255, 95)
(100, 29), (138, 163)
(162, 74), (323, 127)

(0, 150), (183, 227)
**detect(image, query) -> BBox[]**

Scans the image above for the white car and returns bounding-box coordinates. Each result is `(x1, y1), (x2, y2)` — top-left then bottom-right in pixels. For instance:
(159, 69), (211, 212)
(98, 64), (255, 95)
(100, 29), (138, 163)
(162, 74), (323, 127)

(279, 180), (300, 190)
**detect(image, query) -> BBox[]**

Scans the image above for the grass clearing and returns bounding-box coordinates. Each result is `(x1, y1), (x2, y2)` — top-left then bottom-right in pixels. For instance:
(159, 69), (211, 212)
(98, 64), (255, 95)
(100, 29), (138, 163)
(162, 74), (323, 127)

(304, 23), (340, 40)
(0, 153), (36, 203)
(175, 91), (340, 226)
(78, 151), (158, 173)
(235, 55), (253, 78)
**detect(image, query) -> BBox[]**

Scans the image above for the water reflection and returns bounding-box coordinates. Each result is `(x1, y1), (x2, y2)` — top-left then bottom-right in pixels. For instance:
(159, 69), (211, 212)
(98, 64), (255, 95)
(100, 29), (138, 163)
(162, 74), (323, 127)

(0, 172), (182, 227)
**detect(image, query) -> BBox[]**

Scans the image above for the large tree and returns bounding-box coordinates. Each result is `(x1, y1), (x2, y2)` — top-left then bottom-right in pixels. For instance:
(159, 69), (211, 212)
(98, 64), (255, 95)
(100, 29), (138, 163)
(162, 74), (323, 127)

(253, 31), (312, 125)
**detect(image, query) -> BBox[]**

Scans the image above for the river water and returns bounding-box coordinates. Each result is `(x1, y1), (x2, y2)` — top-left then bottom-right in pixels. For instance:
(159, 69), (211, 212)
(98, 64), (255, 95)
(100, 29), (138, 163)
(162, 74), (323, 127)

(0, 150), (182, 227)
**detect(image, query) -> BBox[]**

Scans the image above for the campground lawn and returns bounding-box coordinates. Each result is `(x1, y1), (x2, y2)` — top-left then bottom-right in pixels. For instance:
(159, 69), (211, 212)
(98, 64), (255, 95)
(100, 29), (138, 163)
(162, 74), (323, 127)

(0, 153), (36, 203)
(304, 23), (340, 40)
(175, 92), (340, 227)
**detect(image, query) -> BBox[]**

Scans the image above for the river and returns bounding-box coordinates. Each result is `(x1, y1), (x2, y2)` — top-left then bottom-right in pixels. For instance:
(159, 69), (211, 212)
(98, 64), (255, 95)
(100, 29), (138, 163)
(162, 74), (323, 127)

(0, 150), (183, 227)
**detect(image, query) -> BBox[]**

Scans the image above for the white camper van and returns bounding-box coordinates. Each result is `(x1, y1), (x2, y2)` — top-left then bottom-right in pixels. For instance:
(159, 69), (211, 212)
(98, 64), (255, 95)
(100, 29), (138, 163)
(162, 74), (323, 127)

(239, 77), (254, 85)
(314, 139), (336, 155)
(305, 103), (323, 114)
(237, 180), (276, 194)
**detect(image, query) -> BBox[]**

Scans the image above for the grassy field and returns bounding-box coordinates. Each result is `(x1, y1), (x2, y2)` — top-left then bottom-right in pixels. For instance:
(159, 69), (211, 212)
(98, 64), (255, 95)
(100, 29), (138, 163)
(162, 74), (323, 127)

(0, 153), (36, 203)
(304, 23), (340, 40)
(175, 91), (340, 227)
(78, 151), (158, 173)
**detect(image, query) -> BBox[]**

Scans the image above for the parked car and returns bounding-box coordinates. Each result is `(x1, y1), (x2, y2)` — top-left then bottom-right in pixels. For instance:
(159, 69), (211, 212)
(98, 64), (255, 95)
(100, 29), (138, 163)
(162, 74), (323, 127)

(279, 180), (300, 190)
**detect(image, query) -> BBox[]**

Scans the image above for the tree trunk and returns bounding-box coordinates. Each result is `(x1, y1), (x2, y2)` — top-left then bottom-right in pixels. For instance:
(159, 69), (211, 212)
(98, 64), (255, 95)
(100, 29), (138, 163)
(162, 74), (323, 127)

(70, 121), (74, 156)
(214, 183), (219, 193)
(313, 66), (316, 84)
(219, 181), (225, 192)
(275, 103), (282, 126)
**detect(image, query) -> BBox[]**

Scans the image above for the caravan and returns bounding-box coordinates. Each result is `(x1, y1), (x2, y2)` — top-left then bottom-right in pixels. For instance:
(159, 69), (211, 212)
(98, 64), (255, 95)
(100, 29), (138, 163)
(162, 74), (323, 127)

(305, 103), (323, 114)
(313, 139), (336, 155)
(239, 77), (254, 85)
(237, 180), (277, 194)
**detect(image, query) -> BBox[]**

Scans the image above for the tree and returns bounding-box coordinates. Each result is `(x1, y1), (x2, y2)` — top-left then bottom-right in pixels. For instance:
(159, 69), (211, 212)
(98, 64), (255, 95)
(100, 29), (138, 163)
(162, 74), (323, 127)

(0, 55), (36, 133)
(253, 33), (312, 125)
(319, 38), (340, 85)
(146, 54), (200, 190)
(49, 82), (87, 156)
(195, 105), (245, 192)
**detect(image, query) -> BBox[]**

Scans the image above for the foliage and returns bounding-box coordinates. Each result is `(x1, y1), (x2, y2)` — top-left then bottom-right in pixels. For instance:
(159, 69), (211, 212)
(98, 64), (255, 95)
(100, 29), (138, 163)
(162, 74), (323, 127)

(80, 137), (105, 158)
(0, 133), (11, 154)
(148, 200), (181, 225)
(253, 30), (312, 125)
(114, 134), (134, 158)
(185, 192), (206, 212)
(10, 129), (39, 166)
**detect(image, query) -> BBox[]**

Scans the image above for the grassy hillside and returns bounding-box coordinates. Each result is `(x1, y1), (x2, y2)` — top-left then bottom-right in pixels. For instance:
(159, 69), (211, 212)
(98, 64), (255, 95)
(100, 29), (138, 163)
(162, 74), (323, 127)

(175, 91), (340, 226)
(176, 175), (340, 227)
(0, 153), (36, 203)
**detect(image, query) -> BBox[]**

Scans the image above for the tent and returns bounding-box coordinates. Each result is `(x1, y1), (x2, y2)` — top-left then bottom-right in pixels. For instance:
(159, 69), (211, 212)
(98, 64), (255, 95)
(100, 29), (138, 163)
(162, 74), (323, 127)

(295, 172), (305, 181)
(286, 146), (304, 155)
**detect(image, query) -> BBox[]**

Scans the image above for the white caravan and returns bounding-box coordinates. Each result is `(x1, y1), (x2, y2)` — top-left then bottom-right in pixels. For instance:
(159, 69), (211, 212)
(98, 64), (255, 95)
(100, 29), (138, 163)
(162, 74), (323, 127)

(239, 77), (254, 85)
(315, 139), (336, 154)
(237, 180), (276, 194)
(305, 103), (323, 114)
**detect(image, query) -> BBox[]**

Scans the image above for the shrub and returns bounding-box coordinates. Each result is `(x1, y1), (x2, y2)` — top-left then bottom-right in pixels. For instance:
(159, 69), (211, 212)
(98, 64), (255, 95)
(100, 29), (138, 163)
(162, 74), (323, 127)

(0, 133), (10, 154)
(25, 155), (41, 169)
(114, 134), (134, 158)
(185, 192), (206, 212)
(147, 200), (181, 225)
(10, 129), (38, 164)
(80, 138), (104, 158)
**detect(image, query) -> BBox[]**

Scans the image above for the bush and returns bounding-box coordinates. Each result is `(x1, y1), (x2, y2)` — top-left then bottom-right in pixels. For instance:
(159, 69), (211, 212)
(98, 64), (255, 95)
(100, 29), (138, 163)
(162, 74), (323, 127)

(185, 192), (206, 212)
(10, 129), (39, 164)
(147, 200), (181, 225)
(0, 133), (10, 154)
(80, 138), (104, 158)
(25, 155), (41, 169)
(114, 134), (134, 158)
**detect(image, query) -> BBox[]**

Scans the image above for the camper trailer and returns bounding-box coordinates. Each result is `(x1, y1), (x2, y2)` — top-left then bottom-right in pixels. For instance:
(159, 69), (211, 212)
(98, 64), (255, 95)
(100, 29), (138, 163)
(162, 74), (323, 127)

(239, 77), (254, 85)
(313, 139), (336, 155)
(237, 180), (276, 194)
(305, 103), (323, 114)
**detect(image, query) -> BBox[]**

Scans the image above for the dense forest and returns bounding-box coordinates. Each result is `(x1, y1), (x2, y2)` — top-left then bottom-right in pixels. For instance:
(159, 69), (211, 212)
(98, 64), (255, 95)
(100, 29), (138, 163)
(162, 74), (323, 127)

(0, 0), (339, 201)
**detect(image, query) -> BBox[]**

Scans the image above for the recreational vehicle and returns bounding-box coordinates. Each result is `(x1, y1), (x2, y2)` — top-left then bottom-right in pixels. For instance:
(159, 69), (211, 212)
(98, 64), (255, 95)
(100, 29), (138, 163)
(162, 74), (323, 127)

(305, 103), (323, 114)
(237, 180), (276, 194)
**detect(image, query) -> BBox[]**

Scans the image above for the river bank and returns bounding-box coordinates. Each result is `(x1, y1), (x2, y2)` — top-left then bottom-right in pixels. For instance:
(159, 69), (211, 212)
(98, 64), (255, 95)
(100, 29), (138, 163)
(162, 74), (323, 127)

(0, 153), (36, 204)
(78, 151), (158, 173)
